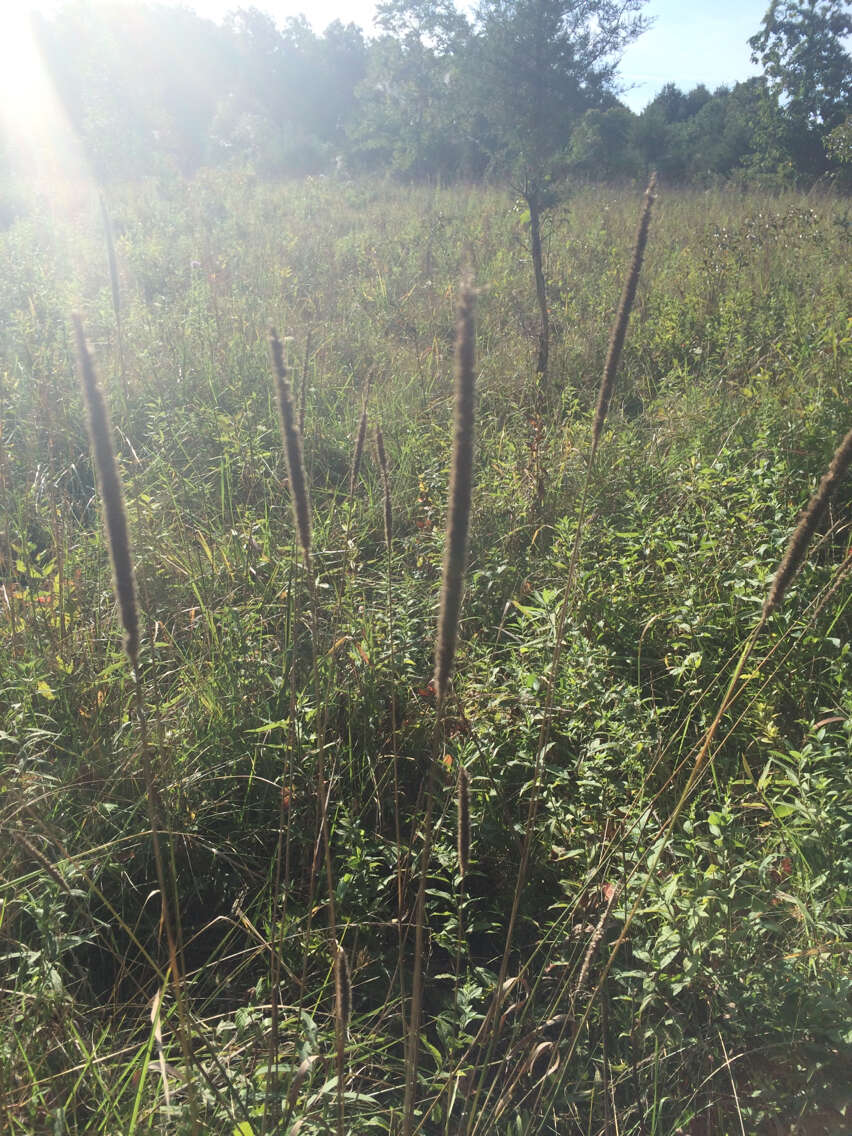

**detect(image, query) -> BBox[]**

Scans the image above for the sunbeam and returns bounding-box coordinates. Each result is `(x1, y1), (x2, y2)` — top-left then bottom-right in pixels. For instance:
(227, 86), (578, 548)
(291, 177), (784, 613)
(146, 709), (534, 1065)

(0, 8), (94, 213)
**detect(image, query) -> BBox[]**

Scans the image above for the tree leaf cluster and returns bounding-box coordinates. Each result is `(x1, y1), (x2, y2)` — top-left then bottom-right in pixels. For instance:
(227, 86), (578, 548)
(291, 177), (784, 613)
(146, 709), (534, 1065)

(1, 0), (848, 198)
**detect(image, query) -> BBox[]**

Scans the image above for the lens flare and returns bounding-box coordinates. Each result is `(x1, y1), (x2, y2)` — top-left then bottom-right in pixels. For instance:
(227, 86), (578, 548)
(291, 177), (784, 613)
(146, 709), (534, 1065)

(0, 9), (93, 211)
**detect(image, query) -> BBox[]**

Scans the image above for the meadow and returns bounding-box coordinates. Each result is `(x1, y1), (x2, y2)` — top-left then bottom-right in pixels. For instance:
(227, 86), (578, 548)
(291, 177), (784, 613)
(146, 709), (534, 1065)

(0, 173), (850, 1135)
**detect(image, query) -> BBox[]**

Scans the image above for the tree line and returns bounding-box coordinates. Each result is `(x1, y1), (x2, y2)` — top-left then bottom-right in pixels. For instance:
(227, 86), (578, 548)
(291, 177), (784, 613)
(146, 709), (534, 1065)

(10, 0), (852, 188)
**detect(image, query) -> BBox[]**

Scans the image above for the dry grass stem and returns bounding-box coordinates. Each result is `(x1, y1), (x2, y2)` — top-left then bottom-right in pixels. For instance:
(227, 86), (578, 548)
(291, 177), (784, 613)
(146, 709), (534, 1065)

(73, 315), (139, 667)
(457, 766), (470, 880)
(433, 280), (476, 705)
(574, 883), (622, 1005)
(270, 329), (312, 567)
(404, 279), (475, 1136)
(99, 195), (121, 328)
(75, 314), (198, 1129)
(11, 831), (73, 896)
(375, 425), (392, 547)
(349, 384), (370, 498)
(591, 173), (657, 457)
(334, 942), (352, 1136)
(763, 425), (852, 619)
(334, 942), (352, 1036)
(299, 329), (312, 436)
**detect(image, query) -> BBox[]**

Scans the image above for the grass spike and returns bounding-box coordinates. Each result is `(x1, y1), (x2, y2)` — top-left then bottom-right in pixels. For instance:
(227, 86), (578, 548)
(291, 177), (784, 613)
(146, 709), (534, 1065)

(270, 328), (312, 568)
(763, 425), (852, 619)
(73, 315), (138, 668)
(433, 279), (476, 706)
(349, 382), (371, 499)
(375, 424), (392, 548)
(591, 172), (656, 457)
(75, 314), (199, 1130)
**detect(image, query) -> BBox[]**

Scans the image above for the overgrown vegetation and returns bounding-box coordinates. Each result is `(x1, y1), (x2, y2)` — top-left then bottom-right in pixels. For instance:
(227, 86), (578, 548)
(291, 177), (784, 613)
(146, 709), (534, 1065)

(1, 175), (850, 1135)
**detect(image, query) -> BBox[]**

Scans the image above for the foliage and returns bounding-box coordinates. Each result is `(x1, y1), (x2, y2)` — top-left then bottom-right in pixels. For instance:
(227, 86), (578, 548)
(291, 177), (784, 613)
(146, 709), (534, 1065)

(634, 78), (796, 186)
(349, 7), (474, 179)
(0, 0), (848, 195)
(749, 0), (852, 132)
(0, 174), (850, 1133)
(469, 0), (648, 185)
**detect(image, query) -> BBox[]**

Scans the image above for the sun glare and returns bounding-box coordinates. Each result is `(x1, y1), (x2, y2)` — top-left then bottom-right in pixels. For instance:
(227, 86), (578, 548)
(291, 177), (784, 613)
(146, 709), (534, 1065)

(0, 8), (92, 206)
(0, 11), (53, 130)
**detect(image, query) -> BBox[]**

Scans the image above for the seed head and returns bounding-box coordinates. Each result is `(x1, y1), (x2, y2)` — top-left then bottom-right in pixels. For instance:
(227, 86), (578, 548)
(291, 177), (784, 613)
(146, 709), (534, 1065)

(375, 425), (392, 548)
(74, 315), (139, 668)
(591, 172), (656, 458)
(433, 280), (476, 706)
(763, 426), (852, 619)
(349, 384), (370, 499)
(270, 329), (312, 567)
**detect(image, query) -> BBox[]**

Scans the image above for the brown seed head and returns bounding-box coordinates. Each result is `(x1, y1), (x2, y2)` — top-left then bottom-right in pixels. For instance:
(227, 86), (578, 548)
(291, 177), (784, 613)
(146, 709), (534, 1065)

(375, 425), (392, 548)
(591, 172), (656, 457)
(574, 882), (622, 1004)
(763, 425), (852, 619)
(270, 329), (312, 567)
(349, 383), (370, 499)
(73, 315), (139, 668)
(433, 280), (476, 705)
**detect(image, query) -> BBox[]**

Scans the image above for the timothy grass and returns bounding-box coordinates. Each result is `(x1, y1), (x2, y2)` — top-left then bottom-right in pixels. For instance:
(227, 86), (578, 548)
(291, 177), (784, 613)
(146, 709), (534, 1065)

(0, 174), (850, 1135)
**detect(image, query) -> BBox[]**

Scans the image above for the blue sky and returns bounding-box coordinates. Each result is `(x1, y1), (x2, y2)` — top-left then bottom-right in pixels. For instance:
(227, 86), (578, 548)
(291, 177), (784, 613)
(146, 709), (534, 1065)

(619, 0), (767, 110)
(20, 0), (772, 112)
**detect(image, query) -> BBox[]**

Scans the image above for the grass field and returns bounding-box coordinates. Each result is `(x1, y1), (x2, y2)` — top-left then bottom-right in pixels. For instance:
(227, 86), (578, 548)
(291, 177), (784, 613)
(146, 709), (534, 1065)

(1, 174), (850, 1135)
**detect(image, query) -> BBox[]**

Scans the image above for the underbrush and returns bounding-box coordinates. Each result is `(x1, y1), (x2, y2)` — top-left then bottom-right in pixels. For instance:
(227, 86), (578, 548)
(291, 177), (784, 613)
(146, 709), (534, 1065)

(0, 175), (850, 1134)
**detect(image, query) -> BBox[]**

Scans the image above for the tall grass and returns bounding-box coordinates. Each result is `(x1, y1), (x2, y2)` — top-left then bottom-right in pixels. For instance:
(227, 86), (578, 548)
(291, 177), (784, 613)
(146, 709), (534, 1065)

(0, 176), (849, 1135)
(467, 176), (658, 1131)
(404, 278), (477, 1136)
(73, 315), (198, 1129)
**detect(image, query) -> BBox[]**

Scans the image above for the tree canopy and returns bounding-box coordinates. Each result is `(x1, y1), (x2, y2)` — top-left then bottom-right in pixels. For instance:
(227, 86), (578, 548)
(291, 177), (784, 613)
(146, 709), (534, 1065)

(0, 0), (848, 196)
(749, 0), (852, 131)
(471, 0), (648, 179)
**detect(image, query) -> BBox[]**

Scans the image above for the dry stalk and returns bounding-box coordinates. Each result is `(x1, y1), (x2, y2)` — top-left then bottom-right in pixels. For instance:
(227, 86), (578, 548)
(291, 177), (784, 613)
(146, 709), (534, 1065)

(763, 425), (852, 619)
(433, 280), (476, 706)
(375, 420), (406, 1054)
(74, 316), (138, 666)
(334, 942), (352, 1136)
(591, 172), (657, 458)
(270, 329), (312, 568)
(349, 381), (371, 499)
(457, 765), (471, 881)
(74, 316), (197, 1131)
(404, 279), (476, 1136)
(376, 425), (393, 547)
(299, 328), (312, 436)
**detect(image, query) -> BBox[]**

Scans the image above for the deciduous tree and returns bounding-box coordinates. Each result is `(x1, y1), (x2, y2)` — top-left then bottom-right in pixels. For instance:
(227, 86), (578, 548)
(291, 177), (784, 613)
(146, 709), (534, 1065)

(749, 0), (851, 135)
(470, 0), (649, 380)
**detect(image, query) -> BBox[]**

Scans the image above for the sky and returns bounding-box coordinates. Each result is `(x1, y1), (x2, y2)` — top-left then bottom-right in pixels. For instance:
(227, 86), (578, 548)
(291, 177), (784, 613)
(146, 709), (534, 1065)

(11, 0), (771, 112)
